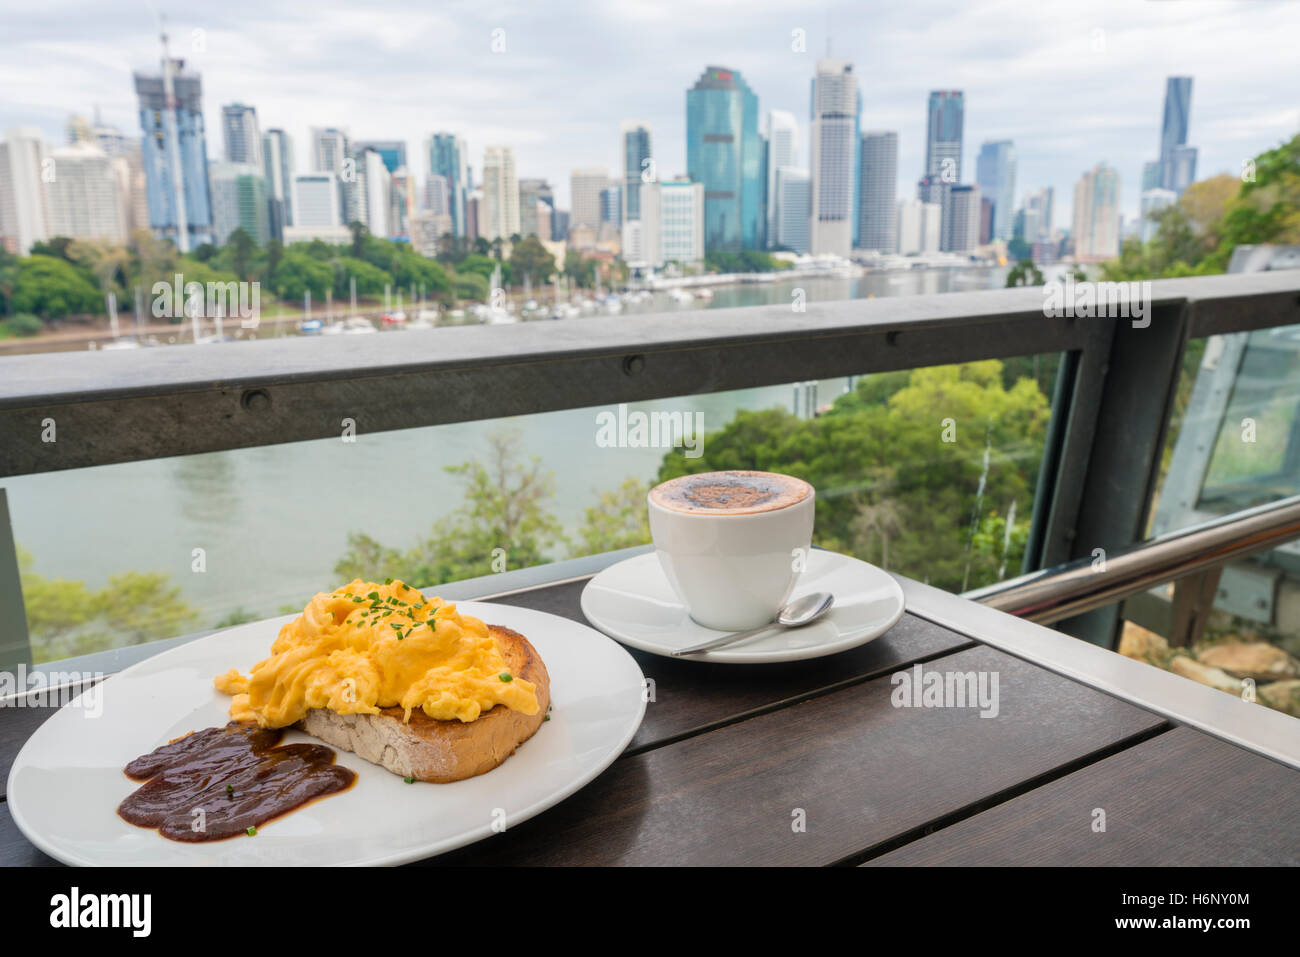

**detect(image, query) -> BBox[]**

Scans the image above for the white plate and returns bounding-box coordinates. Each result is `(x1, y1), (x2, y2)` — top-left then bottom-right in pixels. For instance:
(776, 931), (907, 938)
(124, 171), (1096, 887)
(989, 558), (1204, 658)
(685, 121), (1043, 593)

(580, 550), (906, 663)
(6, 601), (646, 866)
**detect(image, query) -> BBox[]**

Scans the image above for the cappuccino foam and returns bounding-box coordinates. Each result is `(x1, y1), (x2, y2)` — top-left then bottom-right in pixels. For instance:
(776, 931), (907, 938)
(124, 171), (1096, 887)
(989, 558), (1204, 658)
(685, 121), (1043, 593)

(650, 470), (812, 516)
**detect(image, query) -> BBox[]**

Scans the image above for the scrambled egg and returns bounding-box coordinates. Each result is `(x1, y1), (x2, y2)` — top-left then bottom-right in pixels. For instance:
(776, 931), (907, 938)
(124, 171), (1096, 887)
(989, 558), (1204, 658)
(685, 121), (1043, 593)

(215, 579), (539, 727)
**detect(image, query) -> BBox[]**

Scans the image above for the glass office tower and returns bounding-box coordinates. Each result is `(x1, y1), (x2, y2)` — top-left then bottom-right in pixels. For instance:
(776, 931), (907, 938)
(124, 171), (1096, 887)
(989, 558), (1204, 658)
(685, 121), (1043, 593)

(686, 66), (762, 252)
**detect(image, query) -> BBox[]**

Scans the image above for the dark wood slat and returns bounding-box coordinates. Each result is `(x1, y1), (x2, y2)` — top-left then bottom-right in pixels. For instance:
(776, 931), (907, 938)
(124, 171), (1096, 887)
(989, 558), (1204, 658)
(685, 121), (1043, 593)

(0, 801), (60, 866)
(866, 726), (1300, 866)
(486, 580), (975, 753)
(0, 579), (971, 804)
(425, 644), (1166, 866)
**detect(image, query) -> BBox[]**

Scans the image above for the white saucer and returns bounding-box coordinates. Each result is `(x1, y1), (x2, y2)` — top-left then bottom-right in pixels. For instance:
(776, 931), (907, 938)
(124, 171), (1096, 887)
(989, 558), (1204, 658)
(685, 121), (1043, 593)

(580, 549), (906, 663)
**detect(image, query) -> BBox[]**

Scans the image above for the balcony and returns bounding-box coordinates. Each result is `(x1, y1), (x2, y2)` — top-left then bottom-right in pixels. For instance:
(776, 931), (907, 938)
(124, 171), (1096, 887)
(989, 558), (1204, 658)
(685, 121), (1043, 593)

(2, 265), (1299, 868)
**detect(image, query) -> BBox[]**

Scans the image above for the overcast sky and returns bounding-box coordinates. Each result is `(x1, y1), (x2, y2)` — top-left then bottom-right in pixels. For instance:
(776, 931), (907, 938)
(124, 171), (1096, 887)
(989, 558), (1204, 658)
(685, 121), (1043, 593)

(3, 0), (1299, 226)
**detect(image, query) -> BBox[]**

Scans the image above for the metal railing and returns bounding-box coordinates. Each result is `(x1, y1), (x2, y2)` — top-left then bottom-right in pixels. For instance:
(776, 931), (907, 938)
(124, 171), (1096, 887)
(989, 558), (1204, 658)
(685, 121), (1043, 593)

(968, 494), (1300, 643)
(2, 269), (1300, 659)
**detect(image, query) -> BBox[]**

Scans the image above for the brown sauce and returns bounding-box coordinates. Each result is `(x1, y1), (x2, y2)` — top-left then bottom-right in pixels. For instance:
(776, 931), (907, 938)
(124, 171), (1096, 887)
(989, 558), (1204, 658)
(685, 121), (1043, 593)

(118, 722), (355, 842)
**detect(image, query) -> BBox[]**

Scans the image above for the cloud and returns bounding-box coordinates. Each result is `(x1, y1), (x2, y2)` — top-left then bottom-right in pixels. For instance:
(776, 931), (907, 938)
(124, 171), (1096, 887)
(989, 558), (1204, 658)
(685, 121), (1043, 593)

(2, 0), (1297, 223)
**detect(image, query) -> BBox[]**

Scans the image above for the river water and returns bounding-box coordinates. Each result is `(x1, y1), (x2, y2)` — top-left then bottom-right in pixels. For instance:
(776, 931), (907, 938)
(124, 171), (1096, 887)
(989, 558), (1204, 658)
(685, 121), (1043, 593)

(8, 266), (1009, 624)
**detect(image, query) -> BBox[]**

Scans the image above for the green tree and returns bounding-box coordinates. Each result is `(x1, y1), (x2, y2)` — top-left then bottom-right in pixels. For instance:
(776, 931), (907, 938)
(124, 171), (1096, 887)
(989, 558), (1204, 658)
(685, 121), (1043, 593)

(1005, 259), (1043, 287)
(335, 431), (568, 586)
(572, 478), (651, 556)
(509, 236), (557, 286)
(453, 270), (489, 302)
(349, 221), (367, 258)
(271, 249), (333, 301)
(333, 256), (391, 298)
(17, 546), (199, 663)
(11, 255), (102, 317)
(1, 313), (43, 337)
(390, 251), (451, 296)
(227, 228), (257, 280)
(263, 240), (284, 286)
(850, 497), (905, 570)
(0, 247), (19, 315)
(29, 237), (77, 263)
(1204, 131), (1300, 271)
(563, 250), (597, 288)
(458, 253), (509, 285)
(129, 229), (179, 294)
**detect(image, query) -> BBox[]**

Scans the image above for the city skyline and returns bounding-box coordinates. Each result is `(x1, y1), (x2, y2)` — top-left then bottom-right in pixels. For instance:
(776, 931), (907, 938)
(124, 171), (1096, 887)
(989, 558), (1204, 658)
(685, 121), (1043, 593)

(3, 1), (1299, 226)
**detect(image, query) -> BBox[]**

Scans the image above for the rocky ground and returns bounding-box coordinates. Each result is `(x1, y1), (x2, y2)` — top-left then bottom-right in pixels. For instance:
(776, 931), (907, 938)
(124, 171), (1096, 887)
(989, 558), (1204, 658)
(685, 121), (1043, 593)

(1119, 622), (1300, 717)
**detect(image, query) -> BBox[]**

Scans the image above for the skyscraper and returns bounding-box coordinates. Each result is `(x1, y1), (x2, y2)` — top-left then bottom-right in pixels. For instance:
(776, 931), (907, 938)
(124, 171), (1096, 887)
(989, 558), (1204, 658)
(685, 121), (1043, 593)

(134, 43), (214, 251)
(46, 142), (127, 243)
(639, 178), (705, 268)
(292, 173), (341, 227)
(518, 178), (553, 239)
(465, 191), (481, 243)
(1141, 161), (1162, 192)
(1072, 163), (1120, 261)
(390, 166), (416, 237)
(925, 91), (964, 182)
(426, 173), (449, 216)
(481, 145), (519, 241)
(209, 161), (269, 245)
(354, 140), (407, 175)
(311, 128), (349, 175)
(1140, 187), (1177, 242)
(809, 59), (860, 257)
(427, 133), (468, 237)
(975, 140), (1016, 242)
(550, 208), (569, 244)
(896, 199), (941, 255)
(1149, 78), (1197, 196)
(857, 131), (897, 253)
(773, 166), (811, 254)
(600, 184), (622, 228)
(943, 184), (981, 253)
(221, 103), (261, 167)
(286, 172), (350, 243)
(262, 129), (294, 237)
(570, 168), (609, 233)
(0, 128), (50, 255)
(686, 65), (763, 252)
(1019, 186), (1054, 244)
(88, 118), (149, 235)
(343, 147), (390, 236)
(765, 111), (797, 250)
(621, 122), (652, 224)
(1165, 145), (1198, 195)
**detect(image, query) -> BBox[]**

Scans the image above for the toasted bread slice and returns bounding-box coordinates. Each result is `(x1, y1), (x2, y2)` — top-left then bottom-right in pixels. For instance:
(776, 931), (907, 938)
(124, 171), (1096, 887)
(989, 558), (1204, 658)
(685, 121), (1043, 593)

(296, 625), (550, 783)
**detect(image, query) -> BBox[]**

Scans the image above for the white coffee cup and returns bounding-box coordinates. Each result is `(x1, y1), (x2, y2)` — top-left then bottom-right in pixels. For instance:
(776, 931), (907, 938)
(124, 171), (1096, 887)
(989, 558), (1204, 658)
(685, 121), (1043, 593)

(647, 470), (815, 631)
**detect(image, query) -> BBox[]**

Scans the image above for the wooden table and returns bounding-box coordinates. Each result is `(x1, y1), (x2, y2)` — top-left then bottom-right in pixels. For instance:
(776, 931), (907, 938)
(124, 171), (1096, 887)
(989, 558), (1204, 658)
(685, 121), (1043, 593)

(3, 568), (1298, 866)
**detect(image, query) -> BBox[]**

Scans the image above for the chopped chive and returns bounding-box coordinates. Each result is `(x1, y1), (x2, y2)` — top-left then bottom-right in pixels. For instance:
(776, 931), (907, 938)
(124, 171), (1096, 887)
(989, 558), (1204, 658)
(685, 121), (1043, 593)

(367, 591), (379, 600)
(404, 775), (415, 784)
(384, 577), (393, 585)
(226, 783), (234, 796)
(246, 825), (258, 836)
(499, 672), (513, 682)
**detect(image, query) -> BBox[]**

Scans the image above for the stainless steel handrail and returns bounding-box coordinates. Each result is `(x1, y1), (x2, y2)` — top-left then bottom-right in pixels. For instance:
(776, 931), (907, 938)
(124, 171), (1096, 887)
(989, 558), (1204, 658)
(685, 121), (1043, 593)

(967, 493), (1300, 623)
